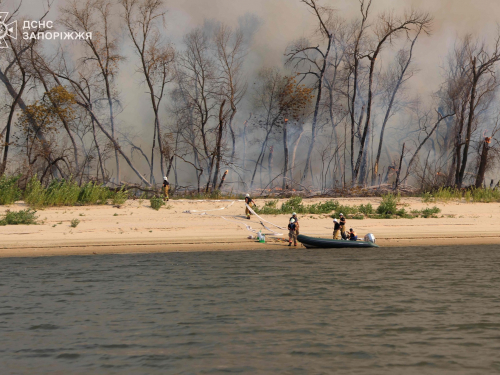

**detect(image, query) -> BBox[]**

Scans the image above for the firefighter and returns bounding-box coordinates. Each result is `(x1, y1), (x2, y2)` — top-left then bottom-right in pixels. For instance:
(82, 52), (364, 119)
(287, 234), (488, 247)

(245, 194), (254, 219)
(162, 176), (170, 201)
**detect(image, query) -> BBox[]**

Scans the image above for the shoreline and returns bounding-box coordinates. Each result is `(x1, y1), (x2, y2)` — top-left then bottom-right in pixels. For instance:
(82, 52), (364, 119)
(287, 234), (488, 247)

(2, 236), (500, 258)
(1, 197), (500, 258)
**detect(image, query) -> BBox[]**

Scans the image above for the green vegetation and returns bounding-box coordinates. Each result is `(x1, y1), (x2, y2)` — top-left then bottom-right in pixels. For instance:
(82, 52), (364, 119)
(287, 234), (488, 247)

(0, 175), (22, 205)
(138, 192), (146, 205)
(254, 195), (440, 219)
(0, 175), (136, 208)
(70, 218), (80, 228)
(78, 182), (111, 205)
(0, 209), (38, 226)
(421, 206), (441, 218)
(255, 196), (375, 218)
(24, 177), (113, 208)
(150, 196), (165, 210)
(256, 196), (339, 215)
(170, 189), (247, 200)
(376, 193), (400, 215)
(25, 178), (80, 207)
(422, 187), (500, 203)
(111, 187), (129, 206)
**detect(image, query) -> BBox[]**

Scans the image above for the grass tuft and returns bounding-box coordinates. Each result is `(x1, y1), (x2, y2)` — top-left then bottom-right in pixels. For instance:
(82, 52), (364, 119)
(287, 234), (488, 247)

(0, 209), (38, 225)
(22, 177), (127, 208)
(0, 175), (21, 205)
(422, 187), (500, 203)
(111, 187), (129, 206)
(150, 196), (165, 211)
(376, 193), (400, 215)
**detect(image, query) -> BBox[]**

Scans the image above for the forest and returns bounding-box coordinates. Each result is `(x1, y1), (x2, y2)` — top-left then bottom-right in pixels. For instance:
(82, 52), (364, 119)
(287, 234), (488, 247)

(1, 0), (500, 196)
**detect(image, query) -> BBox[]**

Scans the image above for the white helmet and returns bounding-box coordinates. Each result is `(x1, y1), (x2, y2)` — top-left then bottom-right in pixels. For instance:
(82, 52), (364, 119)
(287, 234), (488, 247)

(163, 176), (168, 181)
(246, 193), (250, 197)
(290, 218), (295, 223)
(292, 212), (297, 216)
(333, 218), (338, 223)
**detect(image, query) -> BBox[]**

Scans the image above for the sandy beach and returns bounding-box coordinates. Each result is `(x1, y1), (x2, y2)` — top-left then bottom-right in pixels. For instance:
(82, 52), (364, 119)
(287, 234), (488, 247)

(0, 197), (499, 257)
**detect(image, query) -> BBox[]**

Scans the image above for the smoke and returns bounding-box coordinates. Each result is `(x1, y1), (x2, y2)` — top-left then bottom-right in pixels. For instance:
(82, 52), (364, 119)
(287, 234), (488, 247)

(4, 0), (500, 187)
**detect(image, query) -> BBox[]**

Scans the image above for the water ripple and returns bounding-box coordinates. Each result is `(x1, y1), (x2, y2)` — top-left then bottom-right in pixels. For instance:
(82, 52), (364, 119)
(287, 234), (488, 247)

(0, 245), (499, 374)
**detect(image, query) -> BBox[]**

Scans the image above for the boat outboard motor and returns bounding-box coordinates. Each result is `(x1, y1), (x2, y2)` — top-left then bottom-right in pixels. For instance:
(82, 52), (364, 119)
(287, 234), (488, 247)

(364, 233), (376, 244)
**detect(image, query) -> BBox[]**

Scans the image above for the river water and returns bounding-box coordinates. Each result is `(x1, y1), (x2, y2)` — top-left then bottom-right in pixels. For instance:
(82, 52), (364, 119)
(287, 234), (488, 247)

(1, 246), (500, 374)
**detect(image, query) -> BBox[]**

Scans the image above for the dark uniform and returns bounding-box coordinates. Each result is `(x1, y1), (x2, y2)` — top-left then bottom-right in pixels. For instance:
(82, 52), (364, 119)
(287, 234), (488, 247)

(288, 221), (298, 246)
(333, 220), (341, 239)
(339, 215), (347, 239)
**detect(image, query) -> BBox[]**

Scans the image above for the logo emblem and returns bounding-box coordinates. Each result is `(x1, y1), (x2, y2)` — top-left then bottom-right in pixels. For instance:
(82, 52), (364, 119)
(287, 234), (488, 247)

(0, 12), (17, 48)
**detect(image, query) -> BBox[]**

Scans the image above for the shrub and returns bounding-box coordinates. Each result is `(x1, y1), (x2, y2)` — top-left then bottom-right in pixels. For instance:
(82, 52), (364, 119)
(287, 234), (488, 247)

(421, 191), (433, 203)
(0, 209), (38, 225)
(44, 179), (80, 206)
(25, 177), (81, 207)
(359, 203), (374, 215)
(264, 200), (278, 208)
(421, 206), (441, 218)
(150, 196), (165, 210)
(208, 190), (222, 200)
(0, 175), (21, 205)
(70, 218), (80, 228)
(78, 182), (110, 205)
(471, 187), (500, 202)
(333, 204), (358, 216)
(421, 187), (500, 203)
(255, 197), (341, 215)
(24, 177), (46, 208)
(281, 196), (304, 213)
(376, 193), (399, 215)
(112, 187), (129, 205)
(396, 208), (410, 218)
(464, 190), (472, 203)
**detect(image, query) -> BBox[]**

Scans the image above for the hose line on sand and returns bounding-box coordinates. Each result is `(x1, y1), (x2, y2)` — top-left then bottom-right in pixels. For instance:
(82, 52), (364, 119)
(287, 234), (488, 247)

(183, 200), (235, 213)
(183, 201), (283, 236)
(245, 203), (287, 230)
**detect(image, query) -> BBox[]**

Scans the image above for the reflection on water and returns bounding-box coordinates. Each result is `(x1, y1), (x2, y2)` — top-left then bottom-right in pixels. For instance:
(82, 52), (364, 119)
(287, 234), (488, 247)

(1, 246), (500, 374)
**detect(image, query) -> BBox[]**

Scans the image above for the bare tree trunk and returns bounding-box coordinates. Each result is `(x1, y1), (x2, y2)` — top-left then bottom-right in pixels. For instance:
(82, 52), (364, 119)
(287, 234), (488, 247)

(30, 52), (81, 175)
(354, 12), (432, 183)
(218, 169), (228, 190)
(0, 69), (61, 179)
(421, 150), (431, 188)
(358, 124), (370, 186)
(150, 121), (157, 184)
(91, 117), (106, 182)
(395, 143), (405, 190)
(475, 138), (490, 188)
(250, 130), (271, 189)
(290, 127), (304, 183)
(212, 100), (226, 190)
(402, 113), (454, 184)
(0, 73), (28, 176)
(242, 118), (249, 168)
(458, 59), (478, 188)
(282, 120), (289, 189)
(347, 1), (371, 181)
(373, 32), (421, 184)
(268, 145), (274, 187)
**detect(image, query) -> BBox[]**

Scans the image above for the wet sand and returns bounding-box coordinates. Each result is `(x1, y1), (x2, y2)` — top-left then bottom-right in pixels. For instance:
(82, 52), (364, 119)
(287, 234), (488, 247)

(1, 197), (499, 257)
